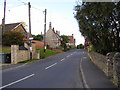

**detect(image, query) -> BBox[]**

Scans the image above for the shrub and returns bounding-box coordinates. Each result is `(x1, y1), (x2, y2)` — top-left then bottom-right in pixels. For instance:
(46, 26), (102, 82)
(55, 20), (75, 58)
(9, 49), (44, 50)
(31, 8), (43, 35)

(3, 31), (24, 46)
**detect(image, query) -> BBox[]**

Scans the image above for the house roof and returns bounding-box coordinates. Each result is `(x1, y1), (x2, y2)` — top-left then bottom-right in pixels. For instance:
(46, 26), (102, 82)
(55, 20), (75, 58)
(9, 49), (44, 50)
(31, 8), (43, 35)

(67, 36), (75, 43)
(48, 28), (61, 40)
(3, 22), (27, 33)
(32, 40), (44, 48)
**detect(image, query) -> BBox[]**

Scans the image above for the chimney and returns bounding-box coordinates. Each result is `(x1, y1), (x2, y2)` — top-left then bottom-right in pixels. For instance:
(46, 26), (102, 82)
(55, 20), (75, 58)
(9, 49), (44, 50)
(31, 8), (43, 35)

(72, 34), (74, 38)
(53, 27), (55, 32)
(49, 22), (52, 29)
(56, 30), (60, 35)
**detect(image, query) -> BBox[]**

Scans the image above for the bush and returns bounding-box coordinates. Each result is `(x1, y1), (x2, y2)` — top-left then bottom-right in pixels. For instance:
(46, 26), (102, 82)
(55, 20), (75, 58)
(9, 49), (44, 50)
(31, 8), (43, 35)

(3, 31), (24, 46)
(88, 45), (96, 52)
(77, 44), (84, 49)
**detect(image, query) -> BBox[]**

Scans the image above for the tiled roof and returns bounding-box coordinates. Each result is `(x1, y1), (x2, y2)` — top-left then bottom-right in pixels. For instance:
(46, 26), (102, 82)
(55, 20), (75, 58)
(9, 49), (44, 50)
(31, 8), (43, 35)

(4, 22), (22, 32)
(67, 36), (75, 43)
(32, 40), (44, 48)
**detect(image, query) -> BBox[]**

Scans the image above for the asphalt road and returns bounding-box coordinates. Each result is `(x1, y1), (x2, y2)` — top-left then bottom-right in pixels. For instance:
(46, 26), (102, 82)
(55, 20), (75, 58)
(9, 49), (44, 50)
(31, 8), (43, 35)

(2, 49), (85, 88)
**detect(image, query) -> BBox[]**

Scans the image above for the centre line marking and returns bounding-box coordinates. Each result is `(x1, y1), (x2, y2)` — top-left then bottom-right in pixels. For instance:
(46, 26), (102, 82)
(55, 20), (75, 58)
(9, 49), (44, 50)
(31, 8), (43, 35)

(67, 55), (70, 57)
(0, 74), (35, 89)
(45, 63), (57, 70)
(61, 58), (65, 61)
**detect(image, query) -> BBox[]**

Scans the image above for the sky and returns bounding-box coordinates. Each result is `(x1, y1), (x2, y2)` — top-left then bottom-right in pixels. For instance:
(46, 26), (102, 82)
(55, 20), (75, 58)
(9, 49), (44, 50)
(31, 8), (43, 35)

(0, 0), (85, 45)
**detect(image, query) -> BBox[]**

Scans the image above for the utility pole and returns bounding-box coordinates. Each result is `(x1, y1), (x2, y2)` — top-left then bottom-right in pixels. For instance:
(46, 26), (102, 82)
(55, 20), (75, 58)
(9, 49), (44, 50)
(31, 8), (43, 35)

(28, 2), (32, 60)
(2, 0), (6, 34)
(44, 9), (47, 53)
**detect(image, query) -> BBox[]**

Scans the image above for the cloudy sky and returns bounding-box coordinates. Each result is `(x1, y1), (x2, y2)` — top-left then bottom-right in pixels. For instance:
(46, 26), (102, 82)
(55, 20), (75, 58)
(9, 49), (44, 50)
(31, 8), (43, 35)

(0, 0), (85, 45)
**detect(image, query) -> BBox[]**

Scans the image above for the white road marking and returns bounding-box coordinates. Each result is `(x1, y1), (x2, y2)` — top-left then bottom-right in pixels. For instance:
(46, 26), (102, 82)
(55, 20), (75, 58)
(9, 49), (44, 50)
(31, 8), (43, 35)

(80, 59), (90, 88)
(3, 63), (28, 72)
(61, 58), (65, 61)
(71, 54), (73, 55)
(45, 63), (57, 70)
(0, 74), (35, 89)
(67, 55), (70, 58)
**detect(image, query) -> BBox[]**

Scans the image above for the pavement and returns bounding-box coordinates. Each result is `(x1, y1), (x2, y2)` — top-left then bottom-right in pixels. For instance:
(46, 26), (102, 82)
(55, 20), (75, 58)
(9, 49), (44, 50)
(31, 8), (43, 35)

(0, 49), (119, 89)
(80, 51), (118, 89)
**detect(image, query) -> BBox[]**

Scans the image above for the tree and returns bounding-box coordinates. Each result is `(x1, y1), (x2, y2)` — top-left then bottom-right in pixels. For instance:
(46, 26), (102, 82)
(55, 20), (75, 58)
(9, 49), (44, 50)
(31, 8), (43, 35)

(32, 34), (43, 41)
(77, 44), (84, 49)
(60, 35), (70, 51)
(60, 35), (70, 43)
(3, 31), (24, 46)
(74, 2), (120, 55)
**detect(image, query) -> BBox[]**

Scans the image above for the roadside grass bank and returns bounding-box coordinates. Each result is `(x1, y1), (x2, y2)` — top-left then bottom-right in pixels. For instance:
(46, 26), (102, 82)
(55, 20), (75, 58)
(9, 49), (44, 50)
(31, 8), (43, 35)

(18, 59), (39, 64)
(0, 46), (11, 53)
(37, 48), (60, 59)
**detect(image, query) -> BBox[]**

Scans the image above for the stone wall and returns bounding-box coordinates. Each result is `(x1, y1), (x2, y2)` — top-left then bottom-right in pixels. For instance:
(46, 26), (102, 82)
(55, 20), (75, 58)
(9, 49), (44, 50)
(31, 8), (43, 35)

(11, 45), (29, 64)
(88, 52), (120, 87)
(88, 52), (107, 75)
(11, 43), (40, 64)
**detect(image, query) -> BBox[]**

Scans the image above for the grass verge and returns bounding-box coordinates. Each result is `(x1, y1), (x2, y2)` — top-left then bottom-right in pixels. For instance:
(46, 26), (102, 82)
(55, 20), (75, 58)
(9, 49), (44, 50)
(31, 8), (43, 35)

(37, 48), (59, 59)
(0, 46), (11, 53)
(18, 59), (39, 63)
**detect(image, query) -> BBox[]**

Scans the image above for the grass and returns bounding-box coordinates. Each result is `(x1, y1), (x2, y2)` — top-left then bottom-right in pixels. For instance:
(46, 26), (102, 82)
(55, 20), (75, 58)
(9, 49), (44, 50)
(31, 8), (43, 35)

(18, 59), (39, 63)
(37, 48), (59, 59)
(0, 46), (11, 53)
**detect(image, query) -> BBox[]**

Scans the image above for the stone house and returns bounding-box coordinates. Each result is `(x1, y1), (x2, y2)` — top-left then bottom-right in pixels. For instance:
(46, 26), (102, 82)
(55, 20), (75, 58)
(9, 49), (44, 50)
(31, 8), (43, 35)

(66, 34), (76, 48)
(2, 22), (29, 41)
(46, 22), (61, 49)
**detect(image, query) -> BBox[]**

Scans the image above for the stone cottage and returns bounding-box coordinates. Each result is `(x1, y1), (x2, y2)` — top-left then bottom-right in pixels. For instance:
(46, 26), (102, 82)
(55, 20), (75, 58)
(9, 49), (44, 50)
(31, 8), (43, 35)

(46, 22), (61, 49)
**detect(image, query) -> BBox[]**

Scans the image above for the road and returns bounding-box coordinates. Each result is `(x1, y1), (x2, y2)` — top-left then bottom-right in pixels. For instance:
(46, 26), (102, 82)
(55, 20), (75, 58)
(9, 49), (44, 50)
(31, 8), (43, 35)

(2, 49), (85, 88)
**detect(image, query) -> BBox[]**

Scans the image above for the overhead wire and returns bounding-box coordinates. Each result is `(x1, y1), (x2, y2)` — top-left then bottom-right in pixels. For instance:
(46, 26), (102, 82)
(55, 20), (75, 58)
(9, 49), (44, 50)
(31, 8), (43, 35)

(17, 0), (27, 5)
(17, 0), (44, 13)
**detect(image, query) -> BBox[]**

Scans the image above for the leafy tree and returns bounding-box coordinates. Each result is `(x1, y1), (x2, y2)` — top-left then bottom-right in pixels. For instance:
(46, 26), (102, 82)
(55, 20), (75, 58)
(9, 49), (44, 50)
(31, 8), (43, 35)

(77, 44), (84, 49)
(3, 31), (24, 46)
(32, 34), (43, 41)
(74, 2), (120, 55)
(60, 35), (70, 51)
(60, 35), (70, 43)
(21, 21), (28, 27)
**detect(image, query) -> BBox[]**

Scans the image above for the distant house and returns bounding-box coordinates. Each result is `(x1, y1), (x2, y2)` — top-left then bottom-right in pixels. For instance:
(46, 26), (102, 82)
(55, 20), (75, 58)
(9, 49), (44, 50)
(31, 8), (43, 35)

(66, 34), (76, 48)
(46, 22), (61, 49)
(2, 22), (29, 41)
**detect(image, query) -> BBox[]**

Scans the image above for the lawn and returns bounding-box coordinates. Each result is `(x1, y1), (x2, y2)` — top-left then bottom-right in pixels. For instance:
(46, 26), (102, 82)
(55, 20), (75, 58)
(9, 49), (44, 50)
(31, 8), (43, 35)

(37, 48), (59, 59)
(0, 46), (11, 53)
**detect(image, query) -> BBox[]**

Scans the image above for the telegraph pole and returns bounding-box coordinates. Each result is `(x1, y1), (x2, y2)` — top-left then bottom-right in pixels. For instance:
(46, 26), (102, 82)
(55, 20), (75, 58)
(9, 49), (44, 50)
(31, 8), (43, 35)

(2, 0), (6, 34)
(44, 9), (47, 53)
(28, 2), (32, 60)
